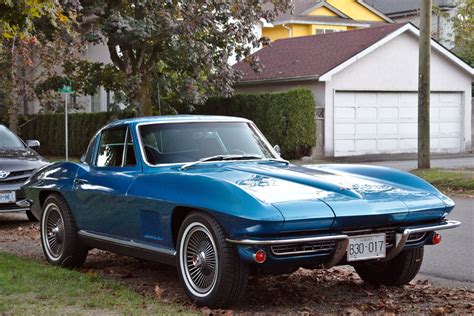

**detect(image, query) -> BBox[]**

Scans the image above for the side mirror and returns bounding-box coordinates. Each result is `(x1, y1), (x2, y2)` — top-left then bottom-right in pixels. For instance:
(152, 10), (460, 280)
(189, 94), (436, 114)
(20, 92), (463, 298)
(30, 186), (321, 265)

(26, 140), (40, 149)
(80, 154), (87, 164)
(273, 144), (281, 156)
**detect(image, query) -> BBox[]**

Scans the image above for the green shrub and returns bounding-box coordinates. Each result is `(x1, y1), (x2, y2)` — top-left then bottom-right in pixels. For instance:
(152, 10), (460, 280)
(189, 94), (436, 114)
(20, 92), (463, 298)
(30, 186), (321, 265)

(19, 112), (134, 157)
(193, 89), (316, 159)
(18, 89), (316, 159)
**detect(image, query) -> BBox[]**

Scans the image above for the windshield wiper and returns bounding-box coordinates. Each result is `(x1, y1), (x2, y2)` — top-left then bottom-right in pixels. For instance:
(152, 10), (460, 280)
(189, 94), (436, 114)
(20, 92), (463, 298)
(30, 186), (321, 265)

(180, 154), (263, 170)
(263, 158), (290, 165)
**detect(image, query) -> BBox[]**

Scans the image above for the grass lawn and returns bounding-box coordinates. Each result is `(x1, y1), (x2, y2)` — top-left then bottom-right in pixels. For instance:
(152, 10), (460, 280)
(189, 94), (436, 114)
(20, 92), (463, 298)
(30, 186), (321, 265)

(0, 253), (191, 315)
(412, 168), (474, 194)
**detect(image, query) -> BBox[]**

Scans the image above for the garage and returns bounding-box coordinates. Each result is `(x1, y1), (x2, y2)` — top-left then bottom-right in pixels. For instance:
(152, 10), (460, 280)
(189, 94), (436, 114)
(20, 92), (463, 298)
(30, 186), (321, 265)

(234, 23), (473, 157)
(334, 91), (462, 156)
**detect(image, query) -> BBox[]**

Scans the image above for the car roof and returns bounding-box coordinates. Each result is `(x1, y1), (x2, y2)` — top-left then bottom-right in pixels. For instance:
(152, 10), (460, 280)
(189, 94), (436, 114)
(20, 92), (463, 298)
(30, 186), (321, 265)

(105, 115), (252, 129)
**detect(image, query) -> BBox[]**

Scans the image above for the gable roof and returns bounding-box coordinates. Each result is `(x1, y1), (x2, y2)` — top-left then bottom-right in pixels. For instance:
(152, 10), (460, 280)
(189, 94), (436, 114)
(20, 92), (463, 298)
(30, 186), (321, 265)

(299, 1), (350, 18)
(272, 15), (371, 28)
(272, 0), (393, 24)
(234, 23), (473, 84)
(355, 0), (394, 22)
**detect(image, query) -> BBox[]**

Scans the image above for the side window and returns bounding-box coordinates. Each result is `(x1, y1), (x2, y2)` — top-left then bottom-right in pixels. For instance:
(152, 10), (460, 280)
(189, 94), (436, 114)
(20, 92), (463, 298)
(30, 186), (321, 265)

(124, 128), (137, 166)
(96, 126), (136, 167)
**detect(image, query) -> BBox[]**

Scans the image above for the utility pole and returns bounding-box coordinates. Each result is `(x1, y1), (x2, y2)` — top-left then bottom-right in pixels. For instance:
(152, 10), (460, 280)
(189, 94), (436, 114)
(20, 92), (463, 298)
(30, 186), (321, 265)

(418, 0), (432, 169)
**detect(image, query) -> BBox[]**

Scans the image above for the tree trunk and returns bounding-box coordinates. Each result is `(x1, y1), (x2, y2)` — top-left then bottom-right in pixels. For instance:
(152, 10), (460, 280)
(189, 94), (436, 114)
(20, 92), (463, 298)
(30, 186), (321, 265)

(418, 0), (432, 169)
(8, 37), (19, 134)
(132, 74), (153, 116)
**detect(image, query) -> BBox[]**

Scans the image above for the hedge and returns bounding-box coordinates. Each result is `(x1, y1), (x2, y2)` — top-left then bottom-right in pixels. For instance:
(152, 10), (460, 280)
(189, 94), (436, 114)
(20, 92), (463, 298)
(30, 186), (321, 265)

(19, 88), (316, 159)
(192, 89), (316, 159)
(19, 112), (134, 157)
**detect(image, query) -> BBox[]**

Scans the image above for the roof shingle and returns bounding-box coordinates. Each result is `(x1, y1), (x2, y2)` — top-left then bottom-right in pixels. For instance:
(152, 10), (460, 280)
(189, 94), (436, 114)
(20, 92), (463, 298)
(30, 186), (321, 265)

(234, 23), (406, 83)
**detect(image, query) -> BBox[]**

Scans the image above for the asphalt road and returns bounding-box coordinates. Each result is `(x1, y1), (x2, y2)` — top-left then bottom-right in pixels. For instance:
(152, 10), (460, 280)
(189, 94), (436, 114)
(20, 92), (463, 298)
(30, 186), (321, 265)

(416, 196), (474, 288)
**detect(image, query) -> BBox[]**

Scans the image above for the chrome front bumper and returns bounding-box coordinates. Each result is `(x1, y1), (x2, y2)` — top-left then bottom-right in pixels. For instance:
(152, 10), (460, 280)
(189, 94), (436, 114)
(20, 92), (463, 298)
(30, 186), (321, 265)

(227, 219), (461, 267)
(0, 199), (32, 213)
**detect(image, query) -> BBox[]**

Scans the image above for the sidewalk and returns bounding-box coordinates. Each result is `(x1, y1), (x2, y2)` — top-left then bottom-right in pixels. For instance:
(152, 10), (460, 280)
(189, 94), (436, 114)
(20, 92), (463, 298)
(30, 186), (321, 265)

(300, 153), (474, 171)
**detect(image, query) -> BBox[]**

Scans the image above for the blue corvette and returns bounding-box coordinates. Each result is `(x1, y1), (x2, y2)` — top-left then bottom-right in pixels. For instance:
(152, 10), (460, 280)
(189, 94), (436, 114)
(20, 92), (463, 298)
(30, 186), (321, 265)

(23, 116), (460, 307)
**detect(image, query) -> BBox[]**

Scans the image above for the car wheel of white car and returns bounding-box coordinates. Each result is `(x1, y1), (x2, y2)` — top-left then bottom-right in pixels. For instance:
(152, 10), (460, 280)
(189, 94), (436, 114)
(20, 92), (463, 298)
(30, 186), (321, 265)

(40, 193), (88, 267)
(177, 212), (249, 308)
(354, 247), (424, 286)
(25, 210), (38, 222)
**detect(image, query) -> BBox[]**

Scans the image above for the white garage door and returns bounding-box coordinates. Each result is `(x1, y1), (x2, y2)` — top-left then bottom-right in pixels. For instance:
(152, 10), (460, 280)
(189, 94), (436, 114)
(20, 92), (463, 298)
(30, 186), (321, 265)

(334, 91), (462, 157)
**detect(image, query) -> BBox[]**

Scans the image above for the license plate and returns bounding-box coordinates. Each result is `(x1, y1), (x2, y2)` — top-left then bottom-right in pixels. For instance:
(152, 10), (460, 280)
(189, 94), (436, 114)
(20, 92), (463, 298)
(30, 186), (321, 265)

(347, 233), (386, 262)
(0, 191), (16, 204)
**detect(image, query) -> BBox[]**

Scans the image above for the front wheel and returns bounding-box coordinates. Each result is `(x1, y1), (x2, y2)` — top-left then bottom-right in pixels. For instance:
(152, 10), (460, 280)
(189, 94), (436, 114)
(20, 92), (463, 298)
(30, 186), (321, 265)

(354, 247), (424, 286)
(177, 212), (248, 308)
(40, 193), (88, 267)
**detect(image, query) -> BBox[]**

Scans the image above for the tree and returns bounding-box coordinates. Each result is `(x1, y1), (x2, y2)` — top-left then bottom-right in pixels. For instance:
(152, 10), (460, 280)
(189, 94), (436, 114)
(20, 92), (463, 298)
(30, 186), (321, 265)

(78, 0), (291, 116)
(0, 0), (58, 39)
(0, 0), (78, 131)
(450, 0), (473, 66)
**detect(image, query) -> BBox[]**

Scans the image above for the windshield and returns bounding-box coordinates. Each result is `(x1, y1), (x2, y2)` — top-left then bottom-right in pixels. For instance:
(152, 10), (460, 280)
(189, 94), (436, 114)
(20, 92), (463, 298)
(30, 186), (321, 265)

(139, 122), (276, 165)
(0, 125), (25, 149)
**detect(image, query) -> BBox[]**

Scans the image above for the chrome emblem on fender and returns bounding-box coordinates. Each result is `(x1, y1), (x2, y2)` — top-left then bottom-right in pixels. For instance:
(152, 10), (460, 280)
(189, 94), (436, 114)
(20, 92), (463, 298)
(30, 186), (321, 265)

(0, 170), (9, 179)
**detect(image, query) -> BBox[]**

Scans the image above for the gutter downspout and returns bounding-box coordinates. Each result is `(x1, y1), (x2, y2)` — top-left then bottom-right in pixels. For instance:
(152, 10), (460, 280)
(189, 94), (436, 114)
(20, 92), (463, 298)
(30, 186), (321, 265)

(282, 24), (292, 38)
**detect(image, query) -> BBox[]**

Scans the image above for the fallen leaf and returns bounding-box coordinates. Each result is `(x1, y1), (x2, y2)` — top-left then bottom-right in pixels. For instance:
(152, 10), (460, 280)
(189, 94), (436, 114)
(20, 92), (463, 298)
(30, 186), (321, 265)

(431, 307), (445, 315)
(154, 285), (165, 299)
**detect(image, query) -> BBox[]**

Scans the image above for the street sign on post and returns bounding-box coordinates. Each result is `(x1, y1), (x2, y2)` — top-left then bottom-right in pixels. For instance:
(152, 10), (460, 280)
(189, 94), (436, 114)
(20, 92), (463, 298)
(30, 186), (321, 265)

(58, 85), (73, 162)
(58, 85), (73, 94)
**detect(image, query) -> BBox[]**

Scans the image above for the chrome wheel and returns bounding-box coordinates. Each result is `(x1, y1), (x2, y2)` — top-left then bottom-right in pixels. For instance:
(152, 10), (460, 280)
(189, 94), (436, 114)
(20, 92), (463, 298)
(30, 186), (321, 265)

(42, 203), (65, 260)
(180, 222), (218, 297)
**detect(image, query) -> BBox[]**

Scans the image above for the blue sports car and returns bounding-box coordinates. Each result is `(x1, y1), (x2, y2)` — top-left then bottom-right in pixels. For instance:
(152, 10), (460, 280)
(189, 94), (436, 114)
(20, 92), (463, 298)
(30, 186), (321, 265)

(23, 116), (460, 307)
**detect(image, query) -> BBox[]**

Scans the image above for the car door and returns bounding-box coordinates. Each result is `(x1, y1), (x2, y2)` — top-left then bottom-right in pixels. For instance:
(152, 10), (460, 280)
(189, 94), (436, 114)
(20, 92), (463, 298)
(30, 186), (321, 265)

(72, 125), (142, 239)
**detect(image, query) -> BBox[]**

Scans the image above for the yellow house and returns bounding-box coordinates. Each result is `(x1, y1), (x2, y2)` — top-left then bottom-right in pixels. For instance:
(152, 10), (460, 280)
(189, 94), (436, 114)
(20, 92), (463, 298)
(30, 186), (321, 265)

(263, 0), (393, 42)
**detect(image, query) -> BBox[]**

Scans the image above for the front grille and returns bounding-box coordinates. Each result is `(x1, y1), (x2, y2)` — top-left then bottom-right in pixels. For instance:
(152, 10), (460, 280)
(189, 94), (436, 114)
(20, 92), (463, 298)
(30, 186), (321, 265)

(8, 169), (34, 177)
(269, 225), (430, 257)
(407, 232), (426, 243)
(345, 227), (397, 248)
(0, 169), (34, 185)
(271, 240), (337, 256)
(0, 177), (29, 184)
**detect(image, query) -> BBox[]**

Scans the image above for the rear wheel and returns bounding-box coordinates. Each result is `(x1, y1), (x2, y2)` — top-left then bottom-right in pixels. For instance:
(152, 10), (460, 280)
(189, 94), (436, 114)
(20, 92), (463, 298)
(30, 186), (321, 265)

(177, 212), (248, 308)
(354, 247), (424, 286)
(40, 193), (88, 267)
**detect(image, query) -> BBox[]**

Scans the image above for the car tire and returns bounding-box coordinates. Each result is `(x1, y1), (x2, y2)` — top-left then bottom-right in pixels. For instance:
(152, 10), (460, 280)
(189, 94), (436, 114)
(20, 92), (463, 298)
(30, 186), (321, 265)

(40, 193), (88, 267)
(26, 210), (38, 222)
(177, 212), (249, 308)
(354, 247), (424, 286)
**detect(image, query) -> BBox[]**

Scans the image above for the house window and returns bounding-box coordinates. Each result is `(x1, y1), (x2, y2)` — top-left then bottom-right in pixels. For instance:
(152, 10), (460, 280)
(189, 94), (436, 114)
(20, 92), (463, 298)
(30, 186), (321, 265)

(316, 29), (337, 35)
(91, 87), (101, 112)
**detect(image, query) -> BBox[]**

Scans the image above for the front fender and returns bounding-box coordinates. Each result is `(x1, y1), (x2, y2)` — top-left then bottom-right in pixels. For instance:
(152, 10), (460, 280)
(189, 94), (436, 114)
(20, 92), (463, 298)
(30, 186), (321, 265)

(127, 172), (285, 240)
(22, 162), (84, 218)
(317, 164), (455, 213)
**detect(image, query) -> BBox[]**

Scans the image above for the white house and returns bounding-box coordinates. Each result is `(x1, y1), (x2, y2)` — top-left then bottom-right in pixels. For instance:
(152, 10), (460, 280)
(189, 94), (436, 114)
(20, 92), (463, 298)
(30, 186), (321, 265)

(25, 42), (114, 115)
(234, 23), (473, 157)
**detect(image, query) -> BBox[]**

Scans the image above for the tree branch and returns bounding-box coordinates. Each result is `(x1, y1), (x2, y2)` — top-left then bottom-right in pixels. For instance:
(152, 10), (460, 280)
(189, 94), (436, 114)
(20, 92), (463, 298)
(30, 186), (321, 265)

(143, 44), (161, 74)
(136, 47), (146, 70)
(107, 42), (125, 72)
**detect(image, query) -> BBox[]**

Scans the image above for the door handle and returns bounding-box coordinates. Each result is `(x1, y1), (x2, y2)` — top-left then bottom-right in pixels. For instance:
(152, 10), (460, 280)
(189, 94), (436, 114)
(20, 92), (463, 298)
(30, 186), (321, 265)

(74, 179), (89, 185)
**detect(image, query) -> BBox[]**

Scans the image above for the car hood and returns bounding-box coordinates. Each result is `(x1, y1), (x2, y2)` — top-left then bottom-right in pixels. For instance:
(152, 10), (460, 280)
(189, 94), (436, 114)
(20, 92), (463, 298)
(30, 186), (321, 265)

(195, 163), (449, 230)
(0, 148), (48, 171)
